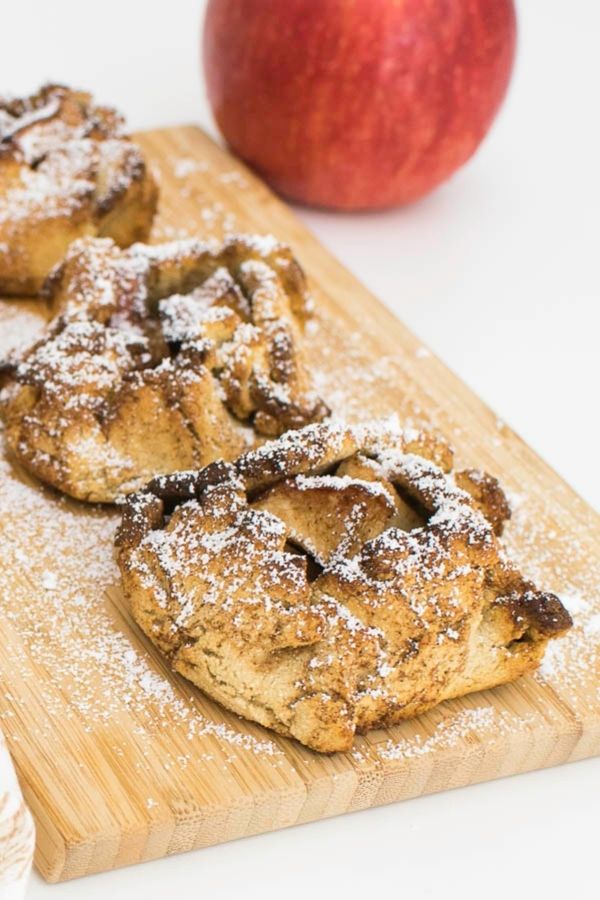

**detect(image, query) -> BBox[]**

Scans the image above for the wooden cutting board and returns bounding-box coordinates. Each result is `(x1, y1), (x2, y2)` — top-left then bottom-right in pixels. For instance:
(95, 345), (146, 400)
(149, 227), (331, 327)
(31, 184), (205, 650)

(0, 126), (598, 884)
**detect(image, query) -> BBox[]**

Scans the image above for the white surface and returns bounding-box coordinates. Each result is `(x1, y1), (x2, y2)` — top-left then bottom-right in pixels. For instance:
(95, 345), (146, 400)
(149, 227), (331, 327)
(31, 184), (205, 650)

(1, 0), (598, 897)
(0, 730), (35, 898)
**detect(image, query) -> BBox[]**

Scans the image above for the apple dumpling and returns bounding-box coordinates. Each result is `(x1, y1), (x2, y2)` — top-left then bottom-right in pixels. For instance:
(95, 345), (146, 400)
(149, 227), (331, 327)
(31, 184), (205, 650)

(116, 419), (571, 753)
(0, 83), (158, 295)
(0, 234), (328, 501)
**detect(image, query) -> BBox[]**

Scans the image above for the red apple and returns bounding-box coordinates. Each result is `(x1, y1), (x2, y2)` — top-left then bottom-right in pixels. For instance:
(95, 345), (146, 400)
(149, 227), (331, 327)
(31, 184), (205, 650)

(203, 0), (516, 210)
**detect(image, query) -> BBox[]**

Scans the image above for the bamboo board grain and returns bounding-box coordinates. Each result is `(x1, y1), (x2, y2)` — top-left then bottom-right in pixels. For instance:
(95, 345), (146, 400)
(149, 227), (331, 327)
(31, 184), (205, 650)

(0, 126), (599, 883)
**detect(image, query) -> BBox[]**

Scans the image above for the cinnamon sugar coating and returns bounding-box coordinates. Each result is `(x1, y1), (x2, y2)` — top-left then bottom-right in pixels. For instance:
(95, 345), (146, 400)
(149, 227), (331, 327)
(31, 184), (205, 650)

(0, 84), (158, 295)
(116, 420), (571, 753)
(0, 234), (328, 501)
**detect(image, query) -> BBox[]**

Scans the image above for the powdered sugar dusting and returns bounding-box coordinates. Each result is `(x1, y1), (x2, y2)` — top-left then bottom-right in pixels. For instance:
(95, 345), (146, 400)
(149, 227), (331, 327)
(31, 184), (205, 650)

(0, 301), (45, 356)
(500, 496), (600, 712)
(0, 143), (598, 794)
(1, 232), (326, 501)
(172, 157), (209, 179)
(1, 292), (597, 772)
(0, 85), (149, 235)
(376, 706), (542, 761)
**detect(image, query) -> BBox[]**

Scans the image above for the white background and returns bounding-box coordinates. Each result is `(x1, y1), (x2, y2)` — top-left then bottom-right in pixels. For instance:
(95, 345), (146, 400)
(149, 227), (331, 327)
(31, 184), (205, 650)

(1, 0), (598, 897)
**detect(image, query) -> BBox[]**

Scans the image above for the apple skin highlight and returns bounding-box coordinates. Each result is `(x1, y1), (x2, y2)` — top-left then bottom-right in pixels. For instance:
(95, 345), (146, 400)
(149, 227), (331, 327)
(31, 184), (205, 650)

(203, 0), (517, 210)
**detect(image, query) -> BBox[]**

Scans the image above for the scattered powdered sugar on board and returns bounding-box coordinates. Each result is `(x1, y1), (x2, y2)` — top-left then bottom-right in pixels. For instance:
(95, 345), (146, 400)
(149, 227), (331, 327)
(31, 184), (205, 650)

(501, 491), (600, 711)
(218, 170), (248, 188)
(147, 159), (210, 239)
(199, 201), (238, 234)
(585, 615), (600, 637)
(308, 315), (428, 427)
(156, 156), (241, 235)
(375, 706), (542, 761)
(152, 201), (238, 242)
(172, 157), (209, 179)
(151, 222), (192, 242)
(561, 592), (590, 617)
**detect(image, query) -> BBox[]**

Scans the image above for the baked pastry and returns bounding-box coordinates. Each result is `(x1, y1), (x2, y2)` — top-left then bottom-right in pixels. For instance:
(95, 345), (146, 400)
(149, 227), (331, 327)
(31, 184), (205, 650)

(0, 83), (158, 295)
(0, 234), (328, 502)
(116, 419), (571, 753)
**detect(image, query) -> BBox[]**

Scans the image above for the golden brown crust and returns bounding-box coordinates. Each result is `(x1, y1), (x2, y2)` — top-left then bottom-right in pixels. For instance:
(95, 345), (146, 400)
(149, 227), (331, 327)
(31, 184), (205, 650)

(455, 468), (511, 535)
(0, 235), (328, 502)
(0, 83), (158, 295)
(116, 420), (571, 753)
